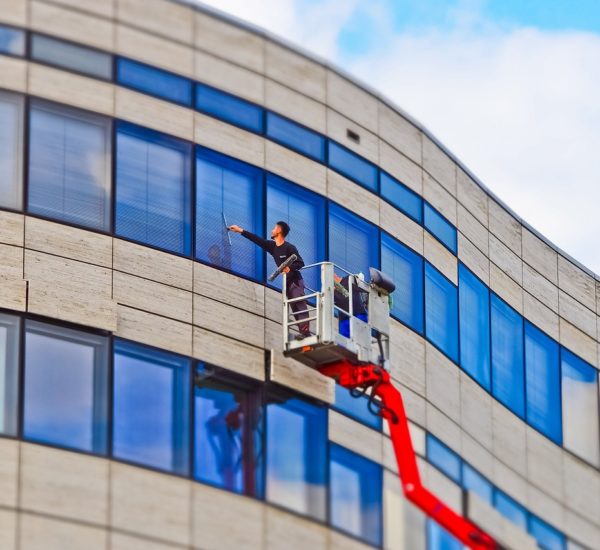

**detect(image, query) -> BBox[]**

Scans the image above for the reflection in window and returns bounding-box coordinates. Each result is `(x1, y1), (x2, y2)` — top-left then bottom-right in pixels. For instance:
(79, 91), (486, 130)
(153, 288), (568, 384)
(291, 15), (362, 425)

(561, 349), (600, 466)
(113, 339), (190, 474)
(529, 515), (566, 550)
(194, 367), (263, 497)
(490, 293), (525, 418)
(381, 232), (424, 332)
(116, 121), (192, 255)
(458, 264), (490, 390)
(0, 90), (24, 210)
(266, 396), (327, 520)
(0, 313), (20, 436)
(424, 203), (457, 254)
(28, 100), (112, 230)
(266, 112), (325, 162)
(462, 463), (492, 505)
(425, 263), (458, 362)
(426, 435), (461, 484)
(328, 141), (378, 191)
(493, 490), (527, 530)
(380, 171), (422, 223)
(330, 444), (382, 546)
(196, 147), (263, 279)
(23, 321), (108, 453)
(427, 519), (462, 550)
(0, 25), (25, 56)
(334, 385), (382, 430)
(525, 322), (561, 444)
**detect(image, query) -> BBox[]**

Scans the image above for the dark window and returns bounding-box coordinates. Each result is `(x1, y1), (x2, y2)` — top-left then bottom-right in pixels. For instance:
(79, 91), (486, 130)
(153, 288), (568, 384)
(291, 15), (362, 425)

(423, 203), (457, 254)
(23, 321), (109, 453)
(116, 121), (192, 255)
(28, 100), (112, 230)
(0, 313), (20, 436)
(196, 83), (263, 133)
(493, 490), (527, 530)
(30, 34), (112, 79)
(0, 25), (25, 56)
(195, 147), (263, 279)
(529, 515), (566, 550)
(380, 171), (422, 223)
(265, 112), (325, 161)
(381, 232), (424, 333)
(116, 57), (193, 106)
(458, 264), (490, 389)
(462, 463), (492, 505)
(328, 141), (378, 192)
(426, 434), (461, 483)
(333, 385), (382, 430)
(0, 90), (24, 210)
(425, 262), (458, 362)
(329, 444), (382, 546)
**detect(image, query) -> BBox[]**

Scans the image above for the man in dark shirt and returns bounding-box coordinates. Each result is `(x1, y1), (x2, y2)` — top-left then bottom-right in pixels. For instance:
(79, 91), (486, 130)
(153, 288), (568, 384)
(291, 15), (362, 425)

(228, 221), (310, 338)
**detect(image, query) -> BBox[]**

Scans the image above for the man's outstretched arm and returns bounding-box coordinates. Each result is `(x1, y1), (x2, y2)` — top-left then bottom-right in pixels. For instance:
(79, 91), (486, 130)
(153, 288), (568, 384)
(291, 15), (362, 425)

(229, 224), (273, 252)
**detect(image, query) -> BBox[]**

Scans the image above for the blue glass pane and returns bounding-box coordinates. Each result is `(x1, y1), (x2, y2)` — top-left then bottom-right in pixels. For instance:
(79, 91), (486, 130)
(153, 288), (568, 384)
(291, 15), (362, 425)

(424, 203), (457, 253)
(196, 83), (263, 133)
(24, 321), (108, 453)
(329, 203), (379, 277)
(381, 232), (424, 333)
(116, 121), (192, 255)
(425, 262), (459, 362)
(459, 264), (490, 389)
(266, 112), (325, 161)
(328, 141), (378, 191)
(462, 463), (493, 505)
(427, 519), (462, 550)
(117, 57), (192, 105)
(493, 490), (528, 530)
(561, 349), (600, 465)
(0, 313), (20, 436)
(490, 293), (525, 417)
(529, 515), (566, 550)
(380, 171), (422, 222)
(28, 100), (112, 231)
(0, 90), (23, 210)
(525, 322), (562, 444)
(0, 25), (25, 56)
(330, 444), (382, 546)
(426, 435), (461, 483)
(334, 385), (382, 430)
(113, 339), (190, 474)
(196, 147), (264, 279)
(266, 397), (327, 520)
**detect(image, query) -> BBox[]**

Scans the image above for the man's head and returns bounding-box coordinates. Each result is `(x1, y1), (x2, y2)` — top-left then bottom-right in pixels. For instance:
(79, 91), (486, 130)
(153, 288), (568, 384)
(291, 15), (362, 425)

(271, 220), (290, 239)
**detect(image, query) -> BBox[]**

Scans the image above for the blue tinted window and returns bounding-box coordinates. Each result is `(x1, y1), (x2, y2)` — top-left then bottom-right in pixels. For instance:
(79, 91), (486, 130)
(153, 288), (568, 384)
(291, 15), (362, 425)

(266, 112), (325, 161)
(0, 90), (24, 210)
(113, 340), (190, 474)
(196, 147), (264, 279)
(330, 444), (382, 546)
(329, 203), (379, 277)
(427, 519), (462, 550)
(381, 232), (424, 333)
(380, 171), (422, 222)
(266, 397), (327, 520)
(0, 25), (25, 56)
(425, 263), (458, 362)
(458, 264), (490, 389)
(334, 385), (382, 430)
(0, 313), (20, 437)
(493, 490), (527, 530)
(28, 100), (112, 231)
(267, 174), (325, 291)
(24, 321), (108, 453)
(116, 121), (192, 255)
(117, 57), (192, 105)
(490, 293), (525, 417)
(462, 463), (492, 505)
(196, 83), (263, 133)
(525, 322), (562, 444)
(424, 203), (457, 254)
(328, 141), (378, 192)
(426, 435), (461, 483)
(529, 515), (566, 550)
(561, 349), (600, 466)
(194, 367), (263, 496)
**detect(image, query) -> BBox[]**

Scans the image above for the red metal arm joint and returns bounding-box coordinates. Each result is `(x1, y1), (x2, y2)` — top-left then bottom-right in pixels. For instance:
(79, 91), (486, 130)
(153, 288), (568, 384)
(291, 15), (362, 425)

(319, 360), (497, 550)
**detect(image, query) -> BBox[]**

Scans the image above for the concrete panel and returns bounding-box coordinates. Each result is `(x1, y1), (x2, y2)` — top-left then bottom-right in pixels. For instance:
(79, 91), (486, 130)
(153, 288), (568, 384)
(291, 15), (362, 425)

(378, 102), (422, 165)
(49, 0), (115, 18)
(523, 291), (559, 340)
(329, 410), (383, 464)
(559, 290), (597, 339)
(0, 0), (26, 25)
(25, 217), (112, 268)
(195, 112), (265, 168)
(327, 109), (378, 163)
(327, 71), (377, 133)
(461, 432), (494, 481)
(460, 372), (492, 451)
(0, 276), (27, 311)
(0, 211), (24, 246)
(110, 462), (191, 546)
(193, 326), (265, 381)
(19, 513), (107, 550)
(488, 200), (522, 256)
(0, 438), (19, 507)
(523, 263), (558, 313)
(456, 168), (488, 227)
(426, 344), (460, 424)
(422, 136), (456, 195)
(563, 453), (600, 525)
(426, 465), (462, 514)
(110, 532), (182, 550)
(265, 506), (329, 550)
(423, 232), (457, 285)
(329, 531), (373, 550)
(20, 443), (108, 525)
(0, 55), (27, 93)
(389, 320), (426, 396)
(493, 459), (528, 505)
(264, 286), (282, 324)
(423, 172), (457, 224)
(560, 319), (597, 367)
(522, 227), (558, 285)
(457, 204), (488, 256)
(0, 244), (22, 280)
(526, 427), (564, 502)
(0, 509), (16, 550)
(458, 232), (489, 285)
(564, 509), (600, 550)
(558, 255), (596, 312)
(527, 484), (565, 532)
(379, 140), (422, 194)
(492, 401), (527, 477)
(489, 261), (523, 314)
(401, 384), (427, 427)
(116, 305), (192, 356)
(426, 403), (462, 456)
(265, 79), (326, 133)
(327, 169), (379, 226)
(379, 200), (424, 255)
(489, 234), (522, 285)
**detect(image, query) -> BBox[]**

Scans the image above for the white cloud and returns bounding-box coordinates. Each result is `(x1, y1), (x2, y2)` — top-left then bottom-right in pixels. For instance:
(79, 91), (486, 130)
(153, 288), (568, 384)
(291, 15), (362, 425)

(197, 0), (600, 274)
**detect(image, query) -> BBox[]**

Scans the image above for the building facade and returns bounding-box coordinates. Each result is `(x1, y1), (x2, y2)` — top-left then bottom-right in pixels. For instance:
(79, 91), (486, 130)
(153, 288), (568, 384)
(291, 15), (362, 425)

(0, 0), (598, 548)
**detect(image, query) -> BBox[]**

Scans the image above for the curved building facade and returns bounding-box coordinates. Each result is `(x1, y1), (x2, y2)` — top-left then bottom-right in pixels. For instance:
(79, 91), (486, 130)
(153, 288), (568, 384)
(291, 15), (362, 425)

(0, 0), (598, 548)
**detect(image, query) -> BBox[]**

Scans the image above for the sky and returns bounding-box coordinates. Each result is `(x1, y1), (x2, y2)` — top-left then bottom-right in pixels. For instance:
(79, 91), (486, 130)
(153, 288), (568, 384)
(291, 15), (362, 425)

(198, 0), (600, 275)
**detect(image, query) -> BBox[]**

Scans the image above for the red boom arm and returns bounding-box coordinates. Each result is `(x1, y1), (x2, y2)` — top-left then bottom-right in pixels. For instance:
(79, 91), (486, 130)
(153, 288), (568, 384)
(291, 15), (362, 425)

(319, 360), (497, 550)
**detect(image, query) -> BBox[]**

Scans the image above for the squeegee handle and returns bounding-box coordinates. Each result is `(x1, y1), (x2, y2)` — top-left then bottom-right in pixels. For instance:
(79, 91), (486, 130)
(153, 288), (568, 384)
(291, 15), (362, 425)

(268, 254), (297, 282)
